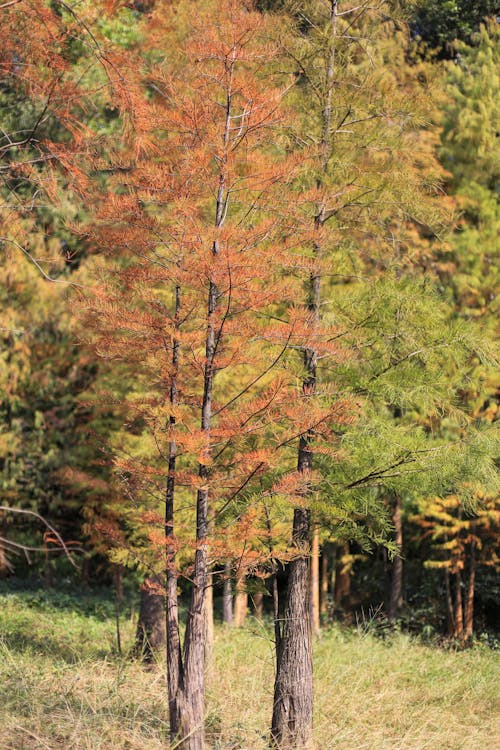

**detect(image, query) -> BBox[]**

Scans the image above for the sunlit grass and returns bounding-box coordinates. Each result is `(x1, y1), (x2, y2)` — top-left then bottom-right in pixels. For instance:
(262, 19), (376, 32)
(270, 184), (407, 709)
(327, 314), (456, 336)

(0, 591), (498, 749)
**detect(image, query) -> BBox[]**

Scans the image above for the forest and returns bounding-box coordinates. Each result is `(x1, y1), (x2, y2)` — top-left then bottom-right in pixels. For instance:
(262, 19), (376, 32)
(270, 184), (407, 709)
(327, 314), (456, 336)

(0, 1), (499, 749)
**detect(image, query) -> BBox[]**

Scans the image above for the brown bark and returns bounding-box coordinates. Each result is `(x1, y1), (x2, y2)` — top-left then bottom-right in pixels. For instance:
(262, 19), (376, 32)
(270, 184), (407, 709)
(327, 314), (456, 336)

(115, 564), (123, 656)
(444, 567), (455, 637)
(253, 591), (264, 622)
(271, 509), (313, 750)
(320, 546), (329, 618)
(388, 494), (403, 619)
(334, 543), (351, 611)
(464, 541), (476, 642)
(134, 576), (165, 663)
(310, 522), (320, 636)
(453, 569), (464, 640)
(165, 282), (183, 740)
(222, 561), (233, 625)
(234, 572), (248, 627)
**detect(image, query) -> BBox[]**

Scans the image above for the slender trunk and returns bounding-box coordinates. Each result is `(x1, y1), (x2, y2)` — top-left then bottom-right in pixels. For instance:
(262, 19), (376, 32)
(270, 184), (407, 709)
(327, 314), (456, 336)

(320, 545), (329, 618)
(234, 572), (248, 627)
(175, 54), (234, 748)
(388, 494), (403, 620)
(165, 283), (183, 740)
(454, 569), (464, 640)
(464, 541), (476, 642)
(115, 564), (123, 656)
(134, 575), (165, 663)
(253, 591), (264, 622)
(271, 6), (337, 746)
(222, 561), (233, 625)
(310, 522), (320, 636)
(444, 567), (454, 636)
(334, 543), (351, 612)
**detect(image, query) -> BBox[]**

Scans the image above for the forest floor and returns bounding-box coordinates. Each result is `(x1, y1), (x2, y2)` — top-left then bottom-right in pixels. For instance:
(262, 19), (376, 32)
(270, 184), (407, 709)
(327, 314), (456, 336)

(0, 587), (499, 750)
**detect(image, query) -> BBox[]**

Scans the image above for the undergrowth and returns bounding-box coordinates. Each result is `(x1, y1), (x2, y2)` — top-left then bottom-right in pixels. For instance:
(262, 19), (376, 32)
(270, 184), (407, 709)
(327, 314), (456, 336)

(0, 588), (498, 749)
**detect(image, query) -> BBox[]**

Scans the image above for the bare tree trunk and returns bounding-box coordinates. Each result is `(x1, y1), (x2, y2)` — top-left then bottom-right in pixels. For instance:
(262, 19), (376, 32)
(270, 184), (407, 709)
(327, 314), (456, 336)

(222, 561), (233, 625)
(444, 567), (454, 637)
(310, 522), (320, 636)
(253, 591), (264, 622)
(173, 53), (234, 746)
(134, 576), (165, 663)
(115, 564), (123, 656)
(320, 545), (329, 618)
(464, 541), (476, 642)
(454, 569), (464, 640)
(388, 494), (403, 619)
(271, 5), (337, 745)
(165, 283), (183, 740)
(271, 509), (313, 749)
(234, 572), (248, 627)
(334, 543), (351, 612)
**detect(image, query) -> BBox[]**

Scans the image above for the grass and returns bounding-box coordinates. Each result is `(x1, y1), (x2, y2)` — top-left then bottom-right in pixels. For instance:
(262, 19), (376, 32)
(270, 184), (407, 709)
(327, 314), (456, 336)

(0, 589), (499, 749)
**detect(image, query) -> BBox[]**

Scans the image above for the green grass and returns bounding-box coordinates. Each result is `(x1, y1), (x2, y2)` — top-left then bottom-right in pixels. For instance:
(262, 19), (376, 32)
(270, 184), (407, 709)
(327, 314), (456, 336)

(0, 590), (499, 749)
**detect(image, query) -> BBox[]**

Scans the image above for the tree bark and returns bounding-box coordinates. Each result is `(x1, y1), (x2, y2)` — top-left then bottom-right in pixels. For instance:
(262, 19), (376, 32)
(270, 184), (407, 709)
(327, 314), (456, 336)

(253, 591), (264, 622)
(222, 560), (233, 625)
(444, 567), (455, 638)
(165, 282), (183, 740)
(464, 541), (476, 642)
(271, 509), (313, 750)
(310, 522), (320, 636)
(388, 494), (403, 619)
(453, 569), (464, 640)
(134, 576), (165, 663)
(320, 545), (329, 618)
(334, 543), (351, 612)
(234, 572), (248, 627)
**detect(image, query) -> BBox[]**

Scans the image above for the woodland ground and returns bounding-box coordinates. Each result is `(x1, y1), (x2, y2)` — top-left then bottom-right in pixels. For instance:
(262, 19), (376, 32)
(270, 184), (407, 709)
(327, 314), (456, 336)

(0, 587), (498, 750)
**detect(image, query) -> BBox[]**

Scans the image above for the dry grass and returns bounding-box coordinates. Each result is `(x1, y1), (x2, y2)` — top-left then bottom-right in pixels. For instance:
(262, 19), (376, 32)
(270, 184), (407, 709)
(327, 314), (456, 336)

(0, 592), (498, 749)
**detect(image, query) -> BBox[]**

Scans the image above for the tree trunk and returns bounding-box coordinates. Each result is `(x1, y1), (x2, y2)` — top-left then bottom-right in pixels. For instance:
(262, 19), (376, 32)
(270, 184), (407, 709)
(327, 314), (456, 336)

(115, 564), (123, 656)
(453, 569), (464, 640)
(234, 572), (248, 627)
(253, 591), (264, 622)
(134, 576), (165, 663)
(334, 543), (351, 612)
(271, 5), (338, 742)
(164, 281), (184, 741)
(320, 545), (329, 618)
(310, 522), (320, 636)
(464, 541), (476, 642)
(444, 567), (455, 638)
(271, 508), (313, 750)
(205, 570), (214, 665)
(222, 560), (233, 625)
(388, 494), (403, 619)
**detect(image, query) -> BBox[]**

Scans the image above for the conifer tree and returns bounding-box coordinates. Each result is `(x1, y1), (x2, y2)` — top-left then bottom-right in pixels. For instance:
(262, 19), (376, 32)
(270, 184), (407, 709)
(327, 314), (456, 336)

(82, 2), (348, 746)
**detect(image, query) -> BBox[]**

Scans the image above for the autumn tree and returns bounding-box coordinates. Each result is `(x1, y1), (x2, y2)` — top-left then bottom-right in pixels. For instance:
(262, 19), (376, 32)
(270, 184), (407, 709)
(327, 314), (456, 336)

(267, 1), (498, 744)
(82, 2), (348, 746)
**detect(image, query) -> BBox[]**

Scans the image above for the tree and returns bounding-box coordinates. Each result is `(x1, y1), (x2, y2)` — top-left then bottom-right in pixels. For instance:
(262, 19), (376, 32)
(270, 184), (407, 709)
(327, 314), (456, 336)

(409, 0), (499, 57)
(83, 2), (339, 746)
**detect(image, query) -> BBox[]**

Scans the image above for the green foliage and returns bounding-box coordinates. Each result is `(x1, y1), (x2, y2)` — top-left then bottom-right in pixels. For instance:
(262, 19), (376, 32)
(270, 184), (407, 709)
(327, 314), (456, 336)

(410, 0), (499, 55)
